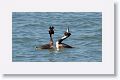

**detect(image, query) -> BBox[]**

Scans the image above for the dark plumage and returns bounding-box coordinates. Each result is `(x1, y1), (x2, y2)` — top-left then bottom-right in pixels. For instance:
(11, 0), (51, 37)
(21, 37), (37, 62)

(56, 27), (73, 49)
(49, 26), (54, 34)
(36, 26), (54, 49)
(60, 43), (73, 48)
(38, 43), (53, 49)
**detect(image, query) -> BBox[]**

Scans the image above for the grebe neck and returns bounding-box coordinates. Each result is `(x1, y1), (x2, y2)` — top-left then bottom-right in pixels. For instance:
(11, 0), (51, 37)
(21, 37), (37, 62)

(49, 34), (53, 48)
(57, 35), (68, 44)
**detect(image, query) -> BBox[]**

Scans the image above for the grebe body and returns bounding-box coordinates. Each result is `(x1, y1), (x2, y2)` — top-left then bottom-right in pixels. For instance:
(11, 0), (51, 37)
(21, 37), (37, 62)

(56, 41), (72, 49)
(36, 26), (54, 49)
(56, 27), (73, 50)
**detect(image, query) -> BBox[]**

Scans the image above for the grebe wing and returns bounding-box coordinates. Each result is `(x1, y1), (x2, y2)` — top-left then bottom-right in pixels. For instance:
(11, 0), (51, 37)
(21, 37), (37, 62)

(36, 44), (51, 49)
(61, 43), (73, 48)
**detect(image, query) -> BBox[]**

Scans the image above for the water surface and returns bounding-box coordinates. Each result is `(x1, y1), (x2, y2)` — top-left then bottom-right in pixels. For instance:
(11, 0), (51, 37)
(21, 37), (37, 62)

(12, 12), (102, 62)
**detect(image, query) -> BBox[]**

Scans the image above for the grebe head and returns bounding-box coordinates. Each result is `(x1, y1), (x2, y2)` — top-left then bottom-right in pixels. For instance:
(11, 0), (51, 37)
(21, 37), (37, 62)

(49, 26), (54, 35)
(66, 26), (69, 33)
(64, 32), (71, 37)
(64, 27), (71, 37)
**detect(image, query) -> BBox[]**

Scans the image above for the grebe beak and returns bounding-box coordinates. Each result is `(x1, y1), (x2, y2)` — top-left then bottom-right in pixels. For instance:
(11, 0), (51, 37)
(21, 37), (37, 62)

(66, 27), (69, 33)
(49, 26), (54, 35)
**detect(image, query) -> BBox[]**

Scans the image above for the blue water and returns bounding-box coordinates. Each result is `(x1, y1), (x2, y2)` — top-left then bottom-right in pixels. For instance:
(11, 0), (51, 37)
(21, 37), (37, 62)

(12, 12), (102, 62)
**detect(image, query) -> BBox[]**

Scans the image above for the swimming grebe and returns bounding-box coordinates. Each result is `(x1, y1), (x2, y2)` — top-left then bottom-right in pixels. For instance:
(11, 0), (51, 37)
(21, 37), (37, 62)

(36, 26), (54, 49)
(56, 27), (73, 49)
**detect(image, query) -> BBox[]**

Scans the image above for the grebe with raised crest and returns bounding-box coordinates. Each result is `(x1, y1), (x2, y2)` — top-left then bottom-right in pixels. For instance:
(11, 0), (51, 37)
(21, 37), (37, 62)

(36, 26), (54, 49)
(56, 27), (73, 50)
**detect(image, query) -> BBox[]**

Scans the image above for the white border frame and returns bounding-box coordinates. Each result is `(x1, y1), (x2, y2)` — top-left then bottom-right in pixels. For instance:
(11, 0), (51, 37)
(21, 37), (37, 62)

(0, 0), (114, 74)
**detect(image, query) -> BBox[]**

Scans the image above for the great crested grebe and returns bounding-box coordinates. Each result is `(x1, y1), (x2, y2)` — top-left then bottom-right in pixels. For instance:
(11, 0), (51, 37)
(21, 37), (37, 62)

(56, 27), (73, 49)
(36, 26), (54, 49)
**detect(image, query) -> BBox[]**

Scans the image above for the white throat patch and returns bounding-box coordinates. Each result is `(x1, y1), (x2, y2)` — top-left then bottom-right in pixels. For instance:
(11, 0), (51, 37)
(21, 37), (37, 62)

(56, 41), (60, 50)
(61, 36), (67, 39)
